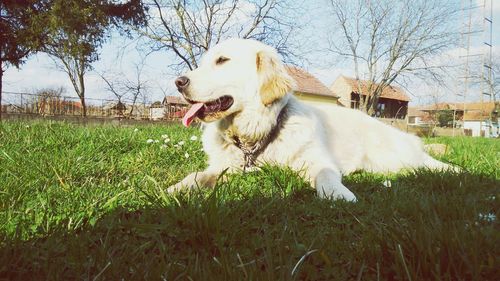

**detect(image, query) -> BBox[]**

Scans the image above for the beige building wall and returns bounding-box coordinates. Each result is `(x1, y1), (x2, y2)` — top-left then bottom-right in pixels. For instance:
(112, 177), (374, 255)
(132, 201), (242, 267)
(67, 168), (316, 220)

(294, 92), (339, 107)
(329, 76), (352, 107)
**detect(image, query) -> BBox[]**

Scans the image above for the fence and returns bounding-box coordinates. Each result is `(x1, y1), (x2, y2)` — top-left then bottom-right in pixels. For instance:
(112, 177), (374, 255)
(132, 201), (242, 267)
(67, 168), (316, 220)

(377, 117), (466, 137)
(1, 92), (187, 121)
(0, 92), (477, 136)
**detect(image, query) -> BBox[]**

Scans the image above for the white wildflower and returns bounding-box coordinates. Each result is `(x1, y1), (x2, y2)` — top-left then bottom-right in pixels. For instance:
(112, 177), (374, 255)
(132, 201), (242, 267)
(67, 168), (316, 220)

(174, 144), (180, 148)
(160, 144), (168, 149)
(146, 139), (154, 144)
(184, 152), (190, 158)
(190, 135), (198, 141)
(161, 134), (169, 139)
(164, 138), (170, 143)
(383, 179), (392, 188)
(154, 140), (159, 143)
(25, 125), (30, 128)
(177, 141), (185, 146)
(478, 213), (496, 222)
(134, 128), (139, 132)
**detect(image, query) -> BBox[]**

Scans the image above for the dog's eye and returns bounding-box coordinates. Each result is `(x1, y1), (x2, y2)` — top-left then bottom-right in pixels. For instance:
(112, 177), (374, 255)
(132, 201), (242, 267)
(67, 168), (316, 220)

(215, 56), (230, 65)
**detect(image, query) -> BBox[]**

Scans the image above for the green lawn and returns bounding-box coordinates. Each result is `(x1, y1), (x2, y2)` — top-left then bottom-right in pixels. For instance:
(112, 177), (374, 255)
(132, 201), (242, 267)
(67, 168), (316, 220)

(0, 120), (498, 280)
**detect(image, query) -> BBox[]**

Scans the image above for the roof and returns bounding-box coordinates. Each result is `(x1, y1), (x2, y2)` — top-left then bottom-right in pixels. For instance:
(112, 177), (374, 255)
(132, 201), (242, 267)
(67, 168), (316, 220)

(420, 102), (498, 113)
(411, 102), (498, 121)
(419, 101), (498, 112)
(286, 66), (338, 98)
(463, 111), (491, 121)
(407, 107), (435, 123)
(461, 102), (497, 112)
(338, 76), (410, 102)
(61, 101), (82, 108)
(419, 102), (457, 111)
(163, 95), (189, 105)
(407, 107), (427, 117)
(463, 102), (498, 121)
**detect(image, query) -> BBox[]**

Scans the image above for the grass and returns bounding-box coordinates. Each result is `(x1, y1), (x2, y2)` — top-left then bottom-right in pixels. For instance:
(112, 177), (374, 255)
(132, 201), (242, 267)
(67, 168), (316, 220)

(0, 120), (498, 280)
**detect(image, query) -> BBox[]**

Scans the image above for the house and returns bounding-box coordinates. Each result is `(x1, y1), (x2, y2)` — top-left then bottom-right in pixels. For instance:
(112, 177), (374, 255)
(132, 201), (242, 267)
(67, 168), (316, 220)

(103, 101), (149, 118)
(409, 101), (499, 137)
(286, 66), (340, 107)
(330, 76), (410, 119)
(407, 107), (433, 125)
(38, 98), (82, 116)
(149, 101), (164, 120)
(409, 103), (459, 127)
(103, 101), (127, 117)
(148, 96), (189, 120)
(461, 102), (499, 137)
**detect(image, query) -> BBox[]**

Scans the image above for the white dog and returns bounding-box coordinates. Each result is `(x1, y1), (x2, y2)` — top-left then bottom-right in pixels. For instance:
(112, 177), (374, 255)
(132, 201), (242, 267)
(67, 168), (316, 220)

(169, 38), (452, 202)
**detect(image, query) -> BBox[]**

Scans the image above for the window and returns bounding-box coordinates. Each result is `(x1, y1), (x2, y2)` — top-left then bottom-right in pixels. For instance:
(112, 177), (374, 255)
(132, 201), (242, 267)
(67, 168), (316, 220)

(376, 103), (385, 117)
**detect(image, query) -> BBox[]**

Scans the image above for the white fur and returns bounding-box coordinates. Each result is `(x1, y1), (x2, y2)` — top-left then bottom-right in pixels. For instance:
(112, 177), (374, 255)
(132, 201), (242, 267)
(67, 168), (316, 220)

(169, 38), (452, 202)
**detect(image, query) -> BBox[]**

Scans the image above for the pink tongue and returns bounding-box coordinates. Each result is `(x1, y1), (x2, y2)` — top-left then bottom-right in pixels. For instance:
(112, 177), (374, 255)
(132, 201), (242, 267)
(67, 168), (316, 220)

(182, 103), (204, 127)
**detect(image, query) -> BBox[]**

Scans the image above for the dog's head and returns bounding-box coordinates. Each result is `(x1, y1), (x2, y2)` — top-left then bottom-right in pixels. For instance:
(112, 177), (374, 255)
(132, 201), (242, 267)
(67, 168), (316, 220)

(176, 38), (294, 127)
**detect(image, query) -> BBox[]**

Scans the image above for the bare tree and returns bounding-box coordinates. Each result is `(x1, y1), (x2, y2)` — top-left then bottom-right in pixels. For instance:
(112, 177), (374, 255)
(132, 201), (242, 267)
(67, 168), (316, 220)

(327, 0), (459, 115)
(124, 60), (149, 115)
(100, 71), (126, 103)
(34, 86), (67, 115)
(492, 55), (500, 102)
(459, 51), (498, 103)
(99, 58), (149, 116)
(139, 0), (299, 72)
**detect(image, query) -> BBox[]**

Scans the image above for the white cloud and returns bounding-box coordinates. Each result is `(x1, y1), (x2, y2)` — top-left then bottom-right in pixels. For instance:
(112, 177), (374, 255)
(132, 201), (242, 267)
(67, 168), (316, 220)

(3, 37), (181, 104)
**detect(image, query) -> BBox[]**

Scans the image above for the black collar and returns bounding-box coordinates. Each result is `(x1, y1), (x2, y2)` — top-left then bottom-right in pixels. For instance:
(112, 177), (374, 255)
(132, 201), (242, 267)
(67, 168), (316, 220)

(232, 104), (288, 170)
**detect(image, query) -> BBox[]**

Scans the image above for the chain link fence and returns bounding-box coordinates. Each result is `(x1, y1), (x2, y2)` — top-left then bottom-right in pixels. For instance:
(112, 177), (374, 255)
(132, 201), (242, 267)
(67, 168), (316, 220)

(1, 92), (187, 121)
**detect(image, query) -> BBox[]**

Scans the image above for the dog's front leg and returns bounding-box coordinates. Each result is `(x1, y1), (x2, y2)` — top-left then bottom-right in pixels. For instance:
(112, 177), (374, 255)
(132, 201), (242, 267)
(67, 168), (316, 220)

(314, 168), (357, 202)
(167, 170), (218, 193)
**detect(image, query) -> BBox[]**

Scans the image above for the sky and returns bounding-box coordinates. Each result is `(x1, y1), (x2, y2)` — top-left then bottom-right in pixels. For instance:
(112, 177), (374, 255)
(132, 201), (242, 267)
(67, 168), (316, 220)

(3, 0), (499, 107)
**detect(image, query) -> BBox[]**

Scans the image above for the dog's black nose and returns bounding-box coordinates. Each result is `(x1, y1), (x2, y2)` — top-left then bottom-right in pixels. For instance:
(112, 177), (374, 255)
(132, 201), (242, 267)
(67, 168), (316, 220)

(175, 76), (190, 92)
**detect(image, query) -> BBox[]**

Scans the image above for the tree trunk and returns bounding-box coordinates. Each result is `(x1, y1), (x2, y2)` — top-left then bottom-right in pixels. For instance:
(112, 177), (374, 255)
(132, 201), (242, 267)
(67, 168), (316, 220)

(367, 95), (378, 116)
(80, 96), (86, 117)
(0, 63), (3, 121)
(78, 71), (86, 117)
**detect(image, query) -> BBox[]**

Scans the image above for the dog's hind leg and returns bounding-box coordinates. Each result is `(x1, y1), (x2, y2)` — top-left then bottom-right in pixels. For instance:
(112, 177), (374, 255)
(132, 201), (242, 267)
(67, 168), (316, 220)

(422, 154), (461, 172)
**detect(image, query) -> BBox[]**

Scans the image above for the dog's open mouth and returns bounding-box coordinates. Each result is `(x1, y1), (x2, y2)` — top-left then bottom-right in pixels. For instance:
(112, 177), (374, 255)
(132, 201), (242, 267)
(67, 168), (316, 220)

(182, 95), (234, 127)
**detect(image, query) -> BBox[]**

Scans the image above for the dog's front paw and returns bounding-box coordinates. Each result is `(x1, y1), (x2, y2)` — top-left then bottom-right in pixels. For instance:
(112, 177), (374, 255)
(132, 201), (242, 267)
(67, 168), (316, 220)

(331, 189), (357, 202)
(167, 171), (217, 194)
(317, 185), (357, 202)
(166, 182), (186, 194)
(315, 168), (357, 202)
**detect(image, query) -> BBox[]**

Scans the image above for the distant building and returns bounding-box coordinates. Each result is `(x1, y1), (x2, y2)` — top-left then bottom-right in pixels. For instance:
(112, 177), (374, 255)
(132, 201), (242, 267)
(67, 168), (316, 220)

(461, 102), (499, 137)
(286, 66), (340, 107)
(408, 102), (499, 137)
(103, 101), (127, 117)
(330, 76), (410, 119)
(407, 107), (434, 126)
(143, 96), (190, 120)
(38, 98), (82, 116)
(149, 101), (164, 120)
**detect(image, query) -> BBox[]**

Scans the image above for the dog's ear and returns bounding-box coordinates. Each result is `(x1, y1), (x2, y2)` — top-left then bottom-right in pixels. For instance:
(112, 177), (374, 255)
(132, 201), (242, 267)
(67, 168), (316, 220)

(256, 49), (294, 106)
